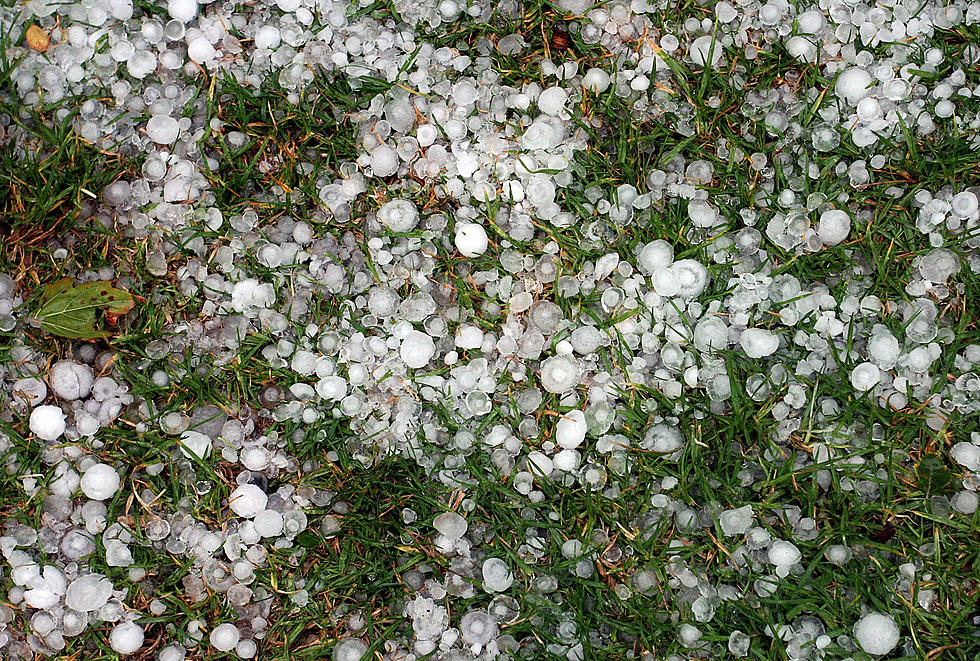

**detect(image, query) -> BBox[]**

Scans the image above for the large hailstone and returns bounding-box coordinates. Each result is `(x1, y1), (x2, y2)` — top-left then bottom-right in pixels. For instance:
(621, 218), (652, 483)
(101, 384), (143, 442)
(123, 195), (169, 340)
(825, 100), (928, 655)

(539, 355), (582, 394)
(228, 484), (267, 518)
(454, 222), (489, 258)
(739, 328), (779, 358)
(853, 612), (900, 656)
(400, 331), (436, 369)
(30, 405), (66, 441)
(109, 621), (145, 655)
(555, 410), (587, 449)
(49, 360), (95, 401)
(377, 199), (419, 232)
(818, 209), (851, 245)
(80, 463), (121, 501)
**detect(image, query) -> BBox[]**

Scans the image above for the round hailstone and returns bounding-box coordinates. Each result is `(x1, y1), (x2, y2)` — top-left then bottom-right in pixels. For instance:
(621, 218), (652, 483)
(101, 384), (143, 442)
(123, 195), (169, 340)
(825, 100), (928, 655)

(867, 331), (900, 368)
(80, 463), (121, 501)
(433, 512), (467, 539)
(229, 484), (267, 518)
(689, 35), (722, 67)
(66, 574), (113, 612)
(950, 442), (980, 471)
(768, 540), (801, 567)
(539, 355), (582, 394)
(146, 115), (180, 144)
(835, 67), (873, 104)
(454, 223), (489, 258)
(643, 424), (684, 455)
(537, 86), (568, 115)
(818, 209), (851, 245)
(459, 609), (498, 647)
(253, 509), (284, 538)
(187, 36), (216, 64)
(718, 505), (754, 537)
(210, 623), (241, 652)
(951, 191), (978, 218)
(110, 621), (145, 655)
(333, 638), (369, 661)
(167, 0), (198, 22)
(370, 144), (399, 177)
(400, 331), (436, 369)
(853, 612), (900, 656)
(582, 68), (610, 93)
(30, 405), (66, 441)
(49, 359), (94, 401)
(555, 410), (587, 449)
(178, 430), (212, 460)
(377, 199), (419, 232)
(672, 259), (709, 298)
(482, 557), (514, 592)
(13, 378), (46, 406)
(739, 328), (779, 358)
(850, 362), (880, 391)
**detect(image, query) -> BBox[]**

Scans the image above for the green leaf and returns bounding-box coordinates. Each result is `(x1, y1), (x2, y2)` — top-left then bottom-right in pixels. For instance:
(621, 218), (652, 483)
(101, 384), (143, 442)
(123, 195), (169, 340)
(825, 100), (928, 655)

(916, 454), (955, 495)
(34, 278), (135, 340)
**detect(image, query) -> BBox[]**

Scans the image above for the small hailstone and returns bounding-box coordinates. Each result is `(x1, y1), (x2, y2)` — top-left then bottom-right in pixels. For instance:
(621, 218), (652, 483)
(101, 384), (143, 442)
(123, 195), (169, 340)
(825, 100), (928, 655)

(109, 621), (145, 655)
(739, 328), (779, 358)
(229, 484), (267, 518)
(454, 223), (489, 258)
(49, 360), (94, 401)
(179, 430), (212, 460)
(400, 331), (436, 369)
(482, 557), (514, 592)
(377, 199), (419, 232)
(539, 355), (583, 393)
(853, 612), (900, 656)
(818, 209), (851, 245)
(555, 410), (587, 449)
(30, 405), (66, 441)
(80, 463), (121, 501)
(433, 512), (467, 539)
(210, 623), (240, 651)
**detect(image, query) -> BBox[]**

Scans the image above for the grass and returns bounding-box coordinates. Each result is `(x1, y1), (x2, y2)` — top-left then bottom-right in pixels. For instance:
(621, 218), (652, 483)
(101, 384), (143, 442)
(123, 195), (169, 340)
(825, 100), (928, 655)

(1, 3), (979, 661)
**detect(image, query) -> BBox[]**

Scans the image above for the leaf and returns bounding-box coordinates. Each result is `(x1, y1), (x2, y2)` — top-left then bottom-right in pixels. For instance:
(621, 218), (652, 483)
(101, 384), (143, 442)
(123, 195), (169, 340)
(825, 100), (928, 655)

(25, 24), (50, 52)
(34, 279), (136, 340)
(916, 454), (955, 495)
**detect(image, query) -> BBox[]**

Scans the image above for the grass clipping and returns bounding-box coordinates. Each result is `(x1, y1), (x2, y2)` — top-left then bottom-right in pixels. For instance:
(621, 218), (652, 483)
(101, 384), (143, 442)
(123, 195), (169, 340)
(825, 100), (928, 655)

(34, 278), (135, 340)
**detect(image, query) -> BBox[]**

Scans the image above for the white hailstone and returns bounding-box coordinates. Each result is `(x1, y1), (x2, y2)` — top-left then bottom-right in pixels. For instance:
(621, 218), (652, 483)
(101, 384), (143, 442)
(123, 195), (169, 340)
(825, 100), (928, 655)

(370, 144), (399, 177)
(643, 424), (684, 455)
(540, 355), (582, 394)
(13, 378), (46, 406)
(433, 512), (467, 539)
(482, 557), (514, 592)
(459, 609), (498, 646)
(835, 67), (873, 104)
(401, 331), (436, 369)
(950, 191), (978, 218)
(818, 209), (851, 245)
(254, 25), (281, 49)
(253, 509), (284, 537)
(672, 259), (709, 298)
(66, 574), (113, 612)
(537, 86), (568, 115)
(693, 316), (729, 352)
(555, 410), (587, 449)
(158, 645), (186, 661)
(853, 612), (900, 656)
(637, 240), (674, 275)
(867, 331), (900, 368)
(951, 490), (978, 515)
(229, 484), (267, 518)
(786, 36), (818, 63)
(80, 463), (121, 501)
(316, 376), (348, 401)
(178, 430), (212, 460)
(30, 405), (66, 441)
(950, 442), (980, 471)
(210, 623), (241, 651)
(739, 328), (779, 358)
(553, 449), (580, 471)
(146, 115), (180, 143)
(718, 505), (754, 537)
(167, 0), (198, 22)
(797, 9), (826, 33)
(850, 362), (880, 391)
(110, 621), (145, 655)
(454, 223), (489, 258)
(689, 36), (722, 67)
(377, 199), (419, 232)
(187, 37), (216, 64)
(768, 540), (801, 567)
(49, 360), (94, 401)
(333, 639), (369, 661)
(582, 68), (610, 93)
